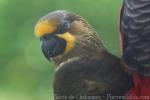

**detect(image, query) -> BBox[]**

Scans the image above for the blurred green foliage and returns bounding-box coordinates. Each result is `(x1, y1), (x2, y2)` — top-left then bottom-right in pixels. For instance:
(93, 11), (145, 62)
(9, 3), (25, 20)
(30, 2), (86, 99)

(0, 0), (122, 100)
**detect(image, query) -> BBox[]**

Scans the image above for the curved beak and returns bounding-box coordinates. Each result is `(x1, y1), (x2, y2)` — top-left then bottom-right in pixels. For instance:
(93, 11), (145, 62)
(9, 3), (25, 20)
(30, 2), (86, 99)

(40, 35), (66, 61)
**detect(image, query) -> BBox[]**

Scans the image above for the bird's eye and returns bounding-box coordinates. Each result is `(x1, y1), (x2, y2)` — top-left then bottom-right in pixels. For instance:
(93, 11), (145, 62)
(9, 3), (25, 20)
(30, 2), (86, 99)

(63, 22), (68, 29)
(55, 21), (69, 34)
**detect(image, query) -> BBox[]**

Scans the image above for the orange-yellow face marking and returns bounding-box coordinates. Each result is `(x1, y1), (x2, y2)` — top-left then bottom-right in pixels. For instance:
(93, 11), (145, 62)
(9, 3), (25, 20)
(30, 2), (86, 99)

(35, 20), (76, 54)
(57, 32), (75, 53)
(35, 20), (56, 37)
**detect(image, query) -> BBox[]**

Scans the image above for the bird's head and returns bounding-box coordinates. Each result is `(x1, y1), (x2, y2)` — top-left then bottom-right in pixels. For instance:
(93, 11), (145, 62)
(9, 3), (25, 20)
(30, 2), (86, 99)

(35, 10), (103, 63)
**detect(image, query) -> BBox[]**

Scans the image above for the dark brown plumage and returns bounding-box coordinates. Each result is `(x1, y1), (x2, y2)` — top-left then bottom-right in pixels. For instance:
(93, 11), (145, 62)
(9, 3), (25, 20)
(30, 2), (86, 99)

(54, 51), (133, 100)
(35, 10), (133, 100)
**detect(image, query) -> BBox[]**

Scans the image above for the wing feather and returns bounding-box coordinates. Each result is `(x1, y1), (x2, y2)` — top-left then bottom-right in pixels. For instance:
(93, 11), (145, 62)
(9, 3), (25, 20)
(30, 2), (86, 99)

(120, 0), (150, 75)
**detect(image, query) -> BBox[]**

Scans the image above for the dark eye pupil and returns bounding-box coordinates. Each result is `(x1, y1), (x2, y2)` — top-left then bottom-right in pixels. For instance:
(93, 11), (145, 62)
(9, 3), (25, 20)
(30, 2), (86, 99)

(63, 22), (68, 29)
(55, 22), (69, 34)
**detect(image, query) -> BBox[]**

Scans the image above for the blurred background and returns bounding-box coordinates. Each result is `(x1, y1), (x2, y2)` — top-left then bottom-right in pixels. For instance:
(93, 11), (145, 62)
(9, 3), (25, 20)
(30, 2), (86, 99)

(0, 0), (122, 100)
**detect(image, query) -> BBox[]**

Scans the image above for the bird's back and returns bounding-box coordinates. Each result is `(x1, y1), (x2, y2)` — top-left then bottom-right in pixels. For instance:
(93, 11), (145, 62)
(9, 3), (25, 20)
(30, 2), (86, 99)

(54, 50), (133, 100)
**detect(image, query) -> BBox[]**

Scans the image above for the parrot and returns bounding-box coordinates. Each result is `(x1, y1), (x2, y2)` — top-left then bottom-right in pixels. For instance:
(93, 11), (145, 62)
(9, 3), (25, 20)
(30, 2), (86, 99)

(120, 0), (150, 98)
(35, 10), (133, 100)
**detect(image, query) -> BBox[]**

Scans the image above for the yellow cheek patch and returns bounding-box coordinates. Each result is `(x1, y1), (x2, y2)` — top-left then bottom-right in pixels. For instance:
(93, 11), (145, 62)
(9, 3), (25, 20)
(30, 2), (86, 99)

(35, 20), (56, 37)
(57, 32), (75, 53)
